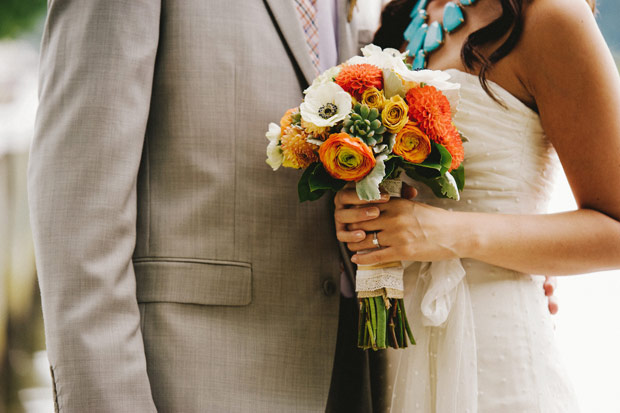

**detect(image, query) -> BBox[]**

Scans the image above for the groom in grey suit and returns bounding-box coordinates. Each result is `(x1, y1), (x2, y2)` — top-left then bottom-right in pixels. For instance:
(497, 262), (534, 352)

(29, 0), (366, 411)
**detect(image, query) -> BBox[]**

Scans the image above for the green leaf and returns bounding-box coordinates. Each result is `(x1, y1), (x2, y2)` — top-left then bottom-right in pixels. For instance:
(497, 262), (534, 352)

(404, 166), (461, 200)
(297, 163), (330, 202)
(439, 172), (460, 200)
(435, 142), (453, 174)
(383, 158), (399, 180)
(451, 164), (465, 191)
(308, 163), (346, 192)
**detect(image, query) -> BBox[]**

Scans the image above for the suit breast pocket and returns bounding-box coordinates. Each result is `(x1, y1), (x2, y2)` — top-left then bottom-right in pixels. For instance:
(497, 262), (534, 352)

(133, 258), (252, 306)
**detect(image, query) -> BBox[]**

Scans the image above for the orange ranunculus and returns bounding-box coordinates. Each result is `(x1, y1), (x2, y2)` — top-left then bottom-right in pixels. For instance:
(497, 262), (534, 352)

(335, 64), (384, 100)
(393, 122), (432, 164)
(319, 133), (376, 181)
(281, 126), (319, 169)
(406, 85), (452, 144)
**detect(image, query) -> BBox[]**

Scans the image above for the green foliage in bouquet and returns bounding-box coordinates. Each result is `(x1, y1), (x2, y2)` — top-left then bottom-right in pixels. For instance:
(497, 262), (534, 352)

(298, 162), (346, 202)
(392, 141), (465, 200)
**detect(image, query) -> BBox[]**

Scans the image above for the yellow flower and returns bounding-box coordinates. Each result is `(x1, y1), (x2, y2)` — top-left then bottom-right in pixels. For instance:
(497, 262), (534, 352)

(393, 122), (431, 164)
(361, 87), (386, 111)
(381, 95), (409, 134)
(281, 126), (319, 169)
(301, 119), (330, 140)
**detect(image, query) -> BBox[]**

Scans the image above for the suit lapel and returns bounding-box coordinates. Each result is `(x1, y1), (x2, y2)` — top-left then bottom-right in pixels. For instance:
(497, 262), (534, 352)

(264, 0), (317, 85)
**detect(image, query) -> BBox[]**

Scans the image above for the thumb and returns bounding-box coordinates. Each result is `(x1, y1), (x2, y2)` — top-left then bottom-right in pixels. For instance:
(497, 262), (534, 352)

(401, 182), (418, 200)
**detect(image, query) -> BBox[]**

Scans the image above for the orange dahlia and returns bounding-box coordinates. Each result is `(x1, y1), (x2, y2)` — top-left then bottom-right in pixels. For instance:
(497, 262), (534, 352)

(280, 126), (319, 169)
(335, 64), (383, 100)
(442, 126), (465, 171)
(319, 133), (376, 181)
(406, 85), (452, 145)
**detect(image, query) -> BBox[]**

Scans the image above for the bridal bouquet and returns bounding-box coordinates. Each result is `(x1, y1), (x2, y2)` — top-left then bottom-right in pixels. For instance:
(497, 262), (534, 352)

(265, 45), (465, 350)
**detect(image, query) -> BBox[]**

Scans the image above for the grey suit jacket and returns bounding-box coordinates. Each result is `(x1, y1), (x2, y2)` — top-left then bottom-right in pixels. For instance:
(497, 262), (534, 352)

(29, 1), (358, 411)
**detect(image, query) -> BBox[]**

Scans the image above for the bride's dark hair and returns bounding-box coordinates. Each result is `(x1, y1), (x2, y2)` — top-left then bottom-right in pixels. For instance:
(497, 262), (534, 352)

(373, 0), (597, 99)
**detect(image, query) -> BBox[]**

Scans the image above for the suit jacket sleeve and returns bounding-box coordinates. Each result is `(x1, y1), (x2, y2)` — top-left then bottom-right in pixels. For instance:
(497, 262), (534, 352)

(28, 1), (160, 411)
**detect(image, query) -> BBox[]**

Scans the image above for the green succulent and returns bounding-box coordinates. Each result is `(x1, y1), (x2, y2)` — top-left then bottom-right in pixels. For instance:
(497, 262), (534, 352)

(343, 103), (386, 146)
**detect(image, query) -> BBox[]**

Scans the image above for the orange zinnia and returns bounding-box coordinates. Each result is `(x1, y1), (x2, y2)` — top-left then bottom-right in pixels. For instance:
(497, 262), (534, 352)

(319, 133), (376, 181)
(335, 64), (384, 100)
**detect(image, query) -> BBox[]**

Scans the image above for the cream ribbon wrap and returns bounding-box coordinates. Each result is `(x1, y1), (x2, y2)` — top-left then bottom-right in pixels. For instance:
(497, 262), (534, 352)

(355, 178), (405, 299)
(389, 258), (478, 413)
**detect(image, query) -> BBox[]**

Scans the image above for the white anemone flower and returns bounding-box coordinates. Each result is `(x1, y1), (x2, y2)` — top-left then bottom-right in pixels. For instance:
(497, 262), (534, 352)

(304, 65), (343, 94)
(265, 122), (283, 170)
(300, 82), (352, 128)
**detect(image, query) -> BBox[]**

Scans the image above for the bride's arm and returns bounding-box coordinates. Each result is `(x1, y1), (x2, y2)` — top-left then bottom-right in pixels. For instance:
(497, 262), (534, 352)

(337, 0), (620, 276)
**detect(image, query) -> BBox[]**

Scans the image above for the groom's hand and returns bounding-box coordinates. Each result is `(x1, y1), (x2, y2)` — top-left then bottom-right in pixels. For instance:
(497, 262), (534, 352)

(544, 276), (559, 315)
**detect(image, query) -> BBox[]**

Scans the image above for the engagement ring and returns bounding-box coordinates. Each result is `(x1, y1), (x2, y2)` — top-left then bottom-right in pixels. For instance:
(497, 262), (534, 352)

(372, 231), (381, 248)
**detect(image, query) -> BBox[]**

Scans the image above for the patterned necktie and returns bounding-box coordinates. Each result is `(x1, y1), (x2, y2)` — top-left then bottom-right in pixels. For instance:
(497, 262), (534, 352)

(294, 0), (320, 75)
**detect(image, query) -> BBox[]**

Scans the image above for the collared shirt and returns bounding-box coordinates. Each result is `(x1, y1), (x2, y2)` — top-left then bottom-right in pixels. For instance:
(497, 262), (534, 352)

(316, 0), (339, 72)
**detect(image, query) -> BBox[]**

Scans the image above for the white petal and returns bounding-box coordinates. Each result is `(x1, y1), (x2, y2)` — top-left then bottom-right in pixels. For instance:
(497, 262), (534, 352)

(265, 123), (283, 170)
(300, 82), (352, 127)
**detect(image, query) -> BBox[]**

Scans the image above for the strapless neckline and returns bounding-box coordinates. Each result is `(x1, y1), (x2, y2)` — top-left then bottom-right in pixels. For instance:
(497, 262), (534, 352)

(445, 68), (539, 120)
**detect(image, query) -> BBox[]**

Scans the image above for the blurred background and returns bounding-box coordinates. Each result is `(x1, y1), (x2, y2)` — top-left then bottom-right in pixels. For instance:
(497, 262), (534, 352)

(0, 1), (619, 412)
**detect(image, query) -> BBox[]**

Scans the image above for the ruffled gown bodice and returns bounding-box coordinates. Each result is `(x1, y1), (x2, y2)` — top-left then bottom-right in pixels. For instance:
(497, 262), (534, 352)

(415, 69), (559, 215)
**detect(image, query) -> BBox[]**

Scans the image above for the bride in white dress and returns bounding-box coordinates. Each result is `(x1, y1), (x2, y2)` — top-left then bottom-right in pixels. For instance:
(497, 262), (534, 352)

(334, 0), (620, 411)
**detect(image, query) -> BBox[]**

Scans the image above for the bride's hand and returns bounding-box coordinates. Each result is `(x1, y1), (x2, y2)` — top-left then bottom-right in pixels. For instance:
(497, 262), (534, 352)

(334, 184), (418, 244)
(337, 193), (466, 265)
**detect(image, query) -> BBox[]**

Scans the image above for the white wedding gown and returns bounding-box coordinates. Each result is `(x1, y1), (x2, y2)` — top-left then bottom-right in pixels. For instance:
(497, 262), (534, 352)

(385, 69), (580, 412)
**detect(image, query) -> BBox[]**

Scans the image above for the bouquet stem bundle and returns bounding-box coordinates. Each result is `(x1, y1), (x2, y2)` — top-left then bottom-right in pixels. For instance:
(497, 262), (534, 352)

(355, 178), (414, 350)
(358, 295), (415, 350)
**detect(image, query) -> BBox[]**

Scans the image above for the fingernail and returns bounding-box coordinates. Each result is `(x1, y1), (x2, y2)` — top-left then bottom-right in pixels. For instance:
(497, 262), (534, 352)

(351, 255), (358, 263)
(380, 193), (389, 200)
(367, 208), (379, 217)
(355, 231), (365, 239)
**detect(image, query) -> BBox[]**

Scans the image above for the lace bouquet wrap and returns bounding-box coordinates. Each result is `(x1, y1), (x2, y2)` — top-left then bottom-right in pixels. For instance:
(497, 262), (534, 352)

(265, 45), (465, 350)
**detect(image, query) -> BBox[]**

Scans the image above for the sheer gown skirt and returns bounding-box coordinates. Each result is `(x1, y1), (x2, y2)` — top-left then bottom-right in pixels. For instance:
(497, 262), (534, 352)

(379, 259), (579, 413)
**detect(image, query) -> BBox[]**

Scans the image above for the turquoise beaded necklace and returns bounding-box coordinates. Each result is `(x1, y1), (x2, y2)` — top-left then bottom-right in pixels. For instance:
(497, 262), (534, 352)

(404, 0), (479, 70)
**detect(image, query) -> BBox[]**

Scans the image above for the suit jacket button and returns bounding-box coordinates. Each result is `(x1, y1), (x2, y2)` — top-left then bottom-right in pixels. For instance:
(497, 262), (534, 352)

(322, 279), (337, 296)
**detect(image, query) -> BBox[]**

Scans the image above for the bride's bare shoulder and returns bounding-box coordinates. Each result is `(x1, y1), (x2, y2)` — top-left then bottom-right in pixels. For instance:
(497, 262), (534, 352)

(515, 0), (610, 98)
(519, 0), (601, 58)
